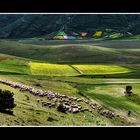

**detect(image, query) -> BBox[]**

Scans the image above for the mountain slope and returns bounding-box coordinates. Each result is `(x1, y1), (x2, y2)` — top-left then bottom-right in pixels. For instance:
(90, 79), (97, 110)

(0, 14), (140, 38)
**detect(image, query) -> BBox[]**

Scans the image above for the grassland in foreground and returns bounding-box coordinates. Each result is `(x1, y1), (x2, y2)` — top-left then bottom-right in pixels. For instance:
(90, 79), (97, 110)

(0, 75), (140, 126)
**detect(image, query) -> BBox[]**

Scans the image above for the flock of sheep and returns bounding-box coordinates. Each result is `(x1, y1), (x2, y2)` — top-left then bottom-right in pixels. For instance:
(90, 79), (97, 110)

(0, 79), (121, 119)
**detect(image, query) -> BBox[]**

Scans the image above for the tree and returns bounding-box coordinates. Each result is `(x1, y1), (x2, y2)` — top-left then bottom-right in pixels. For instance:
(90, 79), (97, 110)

(125, 86), (133, 95)
(0, 89), (16, 114)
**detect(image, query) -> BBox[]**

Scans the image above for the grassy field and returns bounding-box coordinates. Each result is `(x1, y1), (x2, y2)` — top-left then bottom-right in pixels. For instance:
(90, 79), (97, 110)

(51, 76), (140, 124)
(1, 54), (139, 78)
(0, 75), (138, 126)
(29, 62), (80, 76)
(73, 65), (132, 75)
(29, 62), (134, 76)
(0, 83), (99, 126)
(0, 39), (140, 126)
(0, 56), (30, 75)
(76, 83), (140, 120)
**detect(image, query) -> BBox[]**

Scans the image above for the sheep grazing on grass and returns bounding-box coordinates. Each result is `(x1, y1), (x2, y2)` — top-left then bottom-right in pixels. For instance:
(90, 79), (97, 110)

(71, 108), (79, 113)
(41, 101), (56, 108)
(0, 79), (120, 118)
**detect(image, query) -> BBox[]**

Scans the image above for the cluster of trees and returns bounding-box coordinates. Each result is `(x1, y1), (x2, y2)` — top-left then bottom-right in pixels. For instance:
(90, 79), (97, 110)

(0, 89), (16, 114)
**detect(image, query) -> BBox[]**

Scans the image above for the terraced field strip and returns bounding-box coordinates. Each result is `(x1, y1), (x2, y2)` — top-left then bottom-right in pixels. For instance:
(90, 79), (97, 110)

(29, 62), (80, 76)
(29, 62), (134, 76)
(72, 65), (132, 75)
(0, 57), (30, 75)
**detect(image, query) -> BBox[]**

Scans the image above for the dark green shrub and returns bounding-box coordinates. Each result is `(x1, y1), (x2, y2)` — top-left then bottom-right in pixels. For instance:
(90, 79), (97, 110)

(57, 103), (66, 113)
(125, 86), (133, 94)
(35, 83), (41, 87)
(0, 89), (16, 114)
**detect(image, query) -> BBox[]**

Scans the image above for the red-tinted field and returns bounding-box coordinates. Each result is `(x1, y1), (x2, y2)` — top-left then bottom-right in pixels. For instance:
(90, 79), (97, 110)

(0, 56), (7, 61)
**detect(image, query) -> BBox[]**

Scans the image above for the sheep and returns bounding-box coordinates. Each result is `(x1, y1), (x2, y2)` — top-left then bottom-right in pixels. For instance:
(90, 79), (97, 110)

(71, 108), (79, 113)
(0, 79), (121, 117)
(89, 102), (96, 106)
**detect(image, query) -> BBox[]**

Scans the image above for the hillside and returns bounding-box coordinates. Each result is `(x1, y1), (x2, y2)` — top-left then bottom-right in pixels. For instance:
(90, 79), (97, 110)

(1, 75), (138, 126)
(1, 14), (140, 126)
(1, 14), (140, 38)
(0, 39), (140, 64)
(0, 38), (140, 126)
(0, 59), (140, 126)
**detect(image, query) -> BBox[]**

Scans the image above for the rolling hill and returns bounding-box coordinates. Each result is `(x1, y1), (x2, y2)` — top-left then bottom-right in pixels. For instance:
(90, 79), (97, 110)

(0, 39), (140, 64)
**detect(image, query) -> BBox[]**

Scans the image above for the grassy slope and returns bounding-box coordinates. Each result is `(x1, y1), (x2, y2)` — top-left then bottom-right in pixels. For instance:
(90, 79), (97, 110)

(0, 75), (130, 126)
(50, 76), (140, 124)
(0, 57), (29, 75)
(1, 39), (140, 64)
(76, 83), (140, 123)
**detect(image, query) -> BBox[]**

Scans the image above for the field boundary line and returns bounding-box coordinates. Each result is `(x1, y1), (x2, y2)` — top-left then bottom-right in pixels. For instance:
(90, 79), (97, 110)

(69, 65), (83, 74)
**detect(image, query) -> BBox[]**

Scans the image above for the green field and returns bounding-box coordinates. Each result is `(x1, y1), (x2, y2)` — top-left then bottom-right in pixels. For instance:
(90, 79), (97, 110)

(73, 65), (132, 75)
(29, 62), (134, 76)
(0, 83), (116, 126)
(0, 56), (29, 75)
(0, 39), (140, 126)
(29, 62), (80, 76)
(0, 54), (137, 78)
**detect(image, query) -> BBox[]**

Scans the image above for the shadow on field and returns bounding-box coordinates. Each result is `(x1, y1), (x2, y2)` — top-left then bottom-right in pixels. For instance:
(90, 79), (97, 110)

(0, 110), (15, 116)
(76, 71), (140, 78)
(0, 71), (28, 75)
(87, 93), (140, 115)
